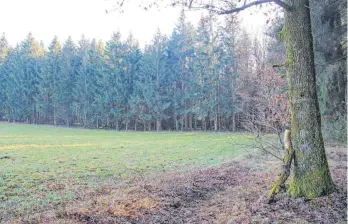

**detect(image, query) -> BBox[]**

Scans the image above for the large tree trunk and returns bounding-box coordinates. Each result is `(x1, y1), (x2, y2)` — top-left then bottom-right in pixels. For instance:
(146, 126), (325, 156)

(284, 0), (334, 198)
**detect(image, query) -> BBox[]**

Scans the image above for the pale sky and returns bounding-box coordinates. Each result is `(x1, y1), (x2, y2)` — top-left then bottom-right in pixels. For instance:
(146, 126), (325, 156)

(0, 0), (269, 48)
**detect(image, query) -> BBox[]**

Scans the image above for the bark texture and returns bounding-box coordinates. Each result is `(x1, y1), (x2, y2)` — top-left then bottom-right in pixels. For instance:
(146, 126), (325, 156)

(268, 129), (294, 201)
(283, 0), (334, 198)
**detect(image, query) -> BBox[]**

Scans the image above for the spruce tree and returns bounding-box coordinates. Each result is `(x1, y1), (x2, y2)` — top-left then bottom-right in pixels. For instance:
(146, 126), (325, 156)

(57, 36), (77, 127)
(102, 32), (124, 129)
(89, 39), (106, 128)
(36, 36), (62, 124)
(122, 34), (142, 130)
(74, 35), (92, 127)
(167, 10), (196, 130)
(193, 16), (214, 130)
(134, 30), (171, 131)
(0, 33), (9, 118)
(18, 33), (45, 123)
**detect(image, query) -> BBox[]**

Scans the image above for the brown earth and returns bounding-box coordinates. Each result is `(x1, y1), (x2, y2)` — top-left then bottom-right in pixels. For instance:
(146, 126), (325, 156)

(8, 145), (347, 224)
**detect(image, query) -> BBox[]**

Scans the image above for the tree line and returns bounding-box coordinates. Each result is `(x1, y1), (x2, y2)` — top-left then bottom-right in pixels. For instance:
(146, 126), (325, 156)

(0, 6), (345, 136)
(0, 12), (287, 131)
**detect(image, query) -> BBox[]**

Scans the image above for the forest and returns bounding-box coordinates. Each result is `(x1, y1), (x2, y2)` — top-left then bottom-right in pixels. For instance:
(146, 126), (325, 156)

(0, 4), (345, 141)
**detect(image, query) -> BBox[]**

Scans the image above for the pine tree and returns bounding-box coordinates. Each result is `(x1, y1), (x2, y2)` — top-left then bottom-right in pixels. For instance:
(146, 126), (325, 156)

(18, 33), (45, 123)
(57, 36), (77, 127)
(193, 16), (214, 131)
(0, 33), (9, 118)
(215, 16), (240, 131)
(101, 32), (124, 129)
(167, 10), (196, 130)
(89, 39), (106, 128)
(36, 36), (62, 124)
(135, 30), (171, 131)
(74, 35), (92, 127)
(94, 40), (111, 129)
(122, 34), (142, 130)
(2, 45), (27, 121)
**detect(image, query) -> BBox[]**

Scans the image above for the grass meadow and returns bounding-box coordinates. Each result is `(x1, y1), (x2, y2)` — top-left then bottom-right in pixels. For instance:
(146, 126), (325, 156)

(0, 122), (253, 219)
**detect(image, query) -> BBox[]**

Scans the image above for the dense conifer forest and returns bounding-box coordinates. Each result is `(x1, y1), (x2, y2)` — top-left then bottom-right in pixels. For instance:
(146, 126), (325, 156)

(0, 6), (345, 141)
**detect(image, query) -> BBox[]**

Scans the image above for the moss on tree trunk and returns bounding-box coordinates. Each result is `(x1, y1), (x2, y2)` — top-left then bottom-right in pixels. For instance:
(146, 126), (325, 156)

(283, 0), (335, 198)
(268, 129), (294, 201)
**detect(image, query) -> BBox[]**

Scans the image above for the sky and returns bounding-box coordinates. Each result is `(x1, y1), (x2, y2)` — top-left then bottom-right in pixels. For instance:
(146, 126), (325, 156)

(0, 0), (269, 48)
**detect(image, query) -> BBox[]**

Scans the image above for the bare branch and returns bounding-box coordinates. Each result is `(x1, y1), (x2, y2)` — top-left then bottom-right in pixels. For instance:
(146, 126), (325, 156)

(112, 0), (291, 14)
(215, 0), (291, 15)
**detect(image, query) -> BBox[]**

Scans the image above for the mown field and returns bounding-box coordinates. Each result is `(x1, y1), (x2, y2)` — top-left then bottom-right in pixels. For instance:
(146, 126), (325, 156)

(0, 122), (253, 221)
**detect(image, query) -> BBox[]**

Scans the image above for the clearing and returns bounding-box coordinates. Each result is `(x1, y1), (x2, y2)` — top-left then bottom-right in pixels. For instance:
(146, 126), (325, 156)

(0, 123), (346, 223)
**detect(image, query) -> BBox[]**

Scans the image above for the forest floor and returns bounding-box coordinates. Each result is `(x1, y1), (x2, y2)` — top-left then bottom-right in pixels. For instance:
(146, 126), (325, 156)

(0, 123), (346, 223)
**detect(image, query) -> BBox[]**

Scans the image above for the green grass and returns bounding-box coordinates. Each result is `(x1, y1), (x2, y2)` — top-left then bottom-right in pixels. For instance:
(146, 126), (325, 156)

(0, 122), (253, 218)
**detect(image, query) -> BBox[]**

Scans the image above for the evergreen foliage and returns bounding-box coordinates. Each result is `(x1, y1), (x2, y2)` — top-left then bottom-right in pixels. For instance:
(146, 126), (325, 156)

(0, 10), (345, 136)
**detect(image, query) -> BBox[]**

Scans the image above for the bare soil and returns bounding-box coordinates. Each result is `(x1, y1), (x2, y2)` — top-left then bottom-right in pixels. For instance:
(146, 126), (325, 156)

(9, 145), (347, 224)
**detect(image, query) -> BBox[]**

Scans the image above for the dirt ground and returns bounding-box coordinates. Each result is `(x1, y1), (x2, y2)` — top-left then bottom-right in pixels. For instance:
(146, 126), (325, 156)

(9, 145), (347, 224)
